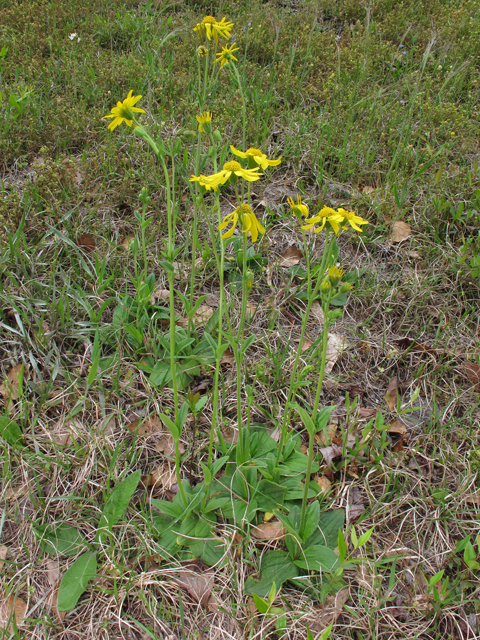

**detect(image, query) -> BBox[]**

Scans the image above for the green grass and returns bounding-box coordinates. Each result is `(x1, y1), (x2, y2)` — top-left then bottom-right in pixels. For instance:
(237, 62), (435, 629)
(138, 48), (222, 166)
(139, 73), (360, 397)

(1, 0), (480, 638)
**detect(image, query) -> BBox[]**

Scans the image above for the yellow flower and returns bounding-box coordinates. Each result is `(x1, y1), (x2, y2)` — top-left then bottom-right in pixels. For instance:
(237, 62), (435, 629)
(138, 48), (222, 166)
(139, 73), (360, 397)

(218, 204), (265, 242)
(230, 145), (281, 170)
(190, 160), (262, 190)
(196, 111), (212, 133)
(189, 173), (218, 192)
(337, 208), (369, 232)
(302, 206), (344, 234)
(102, 90), (145, 131)
(194, 16), (233, 45)
(197, 45), (208, 57)
(287, 195), (309, 218)
(328, 265), (344, 286)
(216, 43), (239, 68)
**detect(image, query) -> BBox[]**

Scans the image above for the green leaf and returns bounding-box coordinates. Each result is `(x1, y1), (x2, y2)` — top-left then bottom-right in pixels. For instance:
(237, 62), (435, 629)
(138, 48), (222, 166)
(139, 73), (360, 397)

(57, 552), (97, 612)
(338, 530), (347, 563)
(302, 501), (320, 543)
(255, 479), (288, 512)
(357, 526), (374, 548)
(159, 413), (179, 441)
(290, 403), (315, 436)
(0, 414), (24, 448)
(189, 537), (225, 566)
(305, 509), (346, 550)
(245, 550), (299, 597)
(38, 523), (87, 557)
(96, 470), (141, 540)
(252, 592), (270, 614)
(293, 545), (340, 572)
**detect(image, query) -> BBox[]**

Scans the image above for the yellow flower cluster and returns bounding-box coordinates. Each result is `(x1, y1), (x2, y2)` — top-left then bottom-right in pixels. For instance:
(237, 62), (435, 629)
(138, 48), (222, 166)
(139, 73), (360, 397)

(288, 197), (369, 234)
(216, 43), (239, 68)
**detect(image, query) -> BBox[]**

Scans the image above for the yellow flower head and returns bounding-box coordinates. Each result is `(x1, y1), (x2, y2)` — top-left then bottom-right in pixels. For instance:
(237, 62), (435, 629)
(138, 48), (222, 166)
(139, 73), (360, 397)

(302, 206), (344, 234)
(320, 279), (332, 295)
(216, 43), (239, 68)
(189, 173), (218, 192)
(196, 111), (212, 133)
(197, 45), (208, 57)
(337, 208), (369, 232)
(287, 195), (309, 218)
(102, 90), (145, 131)
(230, 145), (281, 170)
(194, 16), (233, 45)
(218, 204), (265, 242)
(190, 160), (262, 190)
(328, 265), (344, 286)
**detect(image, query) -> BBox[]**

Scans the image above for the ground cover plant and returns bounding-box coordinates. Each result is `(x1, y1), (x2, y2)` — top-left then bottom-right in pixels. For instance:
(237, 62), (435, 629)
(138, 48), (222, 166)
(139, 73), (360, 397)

(1, 0), (480, 638)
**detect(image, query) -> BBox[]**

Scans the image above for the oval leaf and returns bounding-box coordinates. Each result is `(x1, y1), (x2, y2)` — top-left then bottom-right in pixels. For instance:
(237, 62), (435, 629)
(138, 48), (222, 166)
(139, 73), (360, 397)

(57, 552), (97, 612)
(97, 470), (141, 540)
(0, 415), (24, 448)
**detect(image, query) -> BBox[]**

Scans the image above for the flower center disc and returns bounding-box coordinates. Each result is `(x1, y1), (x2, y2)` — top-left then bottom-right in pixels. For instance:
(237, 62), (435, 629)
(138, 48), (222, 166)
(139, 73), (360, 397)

(203, 16), (216, 23)
(246, 148), (262, 156)
(223, 161), (242, 171)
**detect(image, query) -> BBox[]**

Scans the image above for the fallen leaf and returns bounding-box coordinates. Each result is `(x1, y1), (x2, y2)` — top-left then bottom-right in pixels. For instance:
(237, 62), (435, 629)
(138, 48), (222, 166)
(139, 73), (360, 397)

(392, 437), (404, 452)
(407, 250), (421, 258)
(246, 301), (257, 319)
(280, 245), (303, 268)
(314, 475), (332, 494)
(150, 287), (170, 303)
(4, 483), (28, 500)
(315, 423), (337, 446)
(97, 415), (116, 438)
(220, 349), (235, 365)
(464, 362), (480, 390)
(408, 453), (432, 478)
(155, 432), (185, 457)
(388, 420), (407, 435)
(310, 588), (349, 631)
(45, 582), (66, 622)
(251, 520), (285, 540)
(309, 301), (325, 326)
(173, 569), (214, 607)
(193, 304), (214, 326)
(119, 235), (135, 250)
(0, 546), (8, 572)
(357, 407), (377, 418)
(126, 415), (163, 436)
(362, 185), (376, 195)
(0, 592), (27, 631)
(391, 221), (411, 243)
(385, 376), (399, 411)
(325, 333), (348, 374)
(77, 233), (96, 253)
(46, 559), (60, 586)
(319, 443), (342, 466)
(141, 462), (176, 491)
(347, 487), (365, 523)
(0, 363), (28, 413)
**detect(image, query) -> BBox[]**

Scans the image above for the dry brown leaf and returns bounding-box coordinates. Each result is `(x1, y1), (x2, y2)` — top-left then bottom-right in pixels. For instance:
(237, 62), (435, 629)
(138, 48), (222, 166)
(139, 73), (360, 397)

(388, 420), (407, 435)
(46, 559), (60, 586)
(150, 287), (170, 303)
(325, 333), (348, 374)
(280, 245), (303, 268)
(300, 337), (313, 351)
(97, 415), (116, 438)
(319, 443), (342, 466)
(141, 462), (176, 490)
(173, 570), (214, 607)
(362, 185), (376, 195)
(385, 376), (399, 411)
(347, 487), (365, 523)
(119, 235), (135, 250)
(220, 349), (235, 365)
(464, 362), (480, 390)
(311, 588), (349, 631)
(391, 220), (411, 243)
(251, 520), (285, 540)
(126, 415), (163, 436)
(357, 407), (377, 418)
(5, 483), (28, 500)
(45, 582), (66, 622)
(77, 233), (96, 253)
(246, 301), (257, 319)
(0, 592), (27, 631)
(315, 422), (337, 446)
(314, 475), (332, 494)
(155, 432), (185, 456)
(0, 546), (8, 573)
(309, 301), (325, 326)
(193, 304), (214, 326)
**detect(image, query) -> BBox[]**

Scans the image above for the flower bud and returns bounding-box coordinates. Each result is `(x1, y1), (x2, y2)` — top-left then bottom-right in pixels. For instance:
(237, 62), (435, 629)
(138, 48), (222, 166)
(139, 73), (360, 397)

(213, 130), (222, 143)
(138, 187), (151, 205)
(328, 265), (344, 287)
(245, 269), (254, 290)
(338, 282), (353, 294)
(320, 278), (331, 300)
(180, 129), (197, 141)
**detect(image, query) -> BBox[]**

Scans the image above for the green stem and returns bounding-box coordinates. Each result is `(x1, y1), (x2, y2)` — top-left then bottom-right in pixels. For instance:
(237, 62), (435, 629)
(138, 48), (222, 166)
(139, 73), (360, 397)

(299, 428), (314, 539)
(312, 295), (332, 419)
(175, 439), (187, 505)
(189, 131), (202, 338)
(276, 232), (334, 465)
